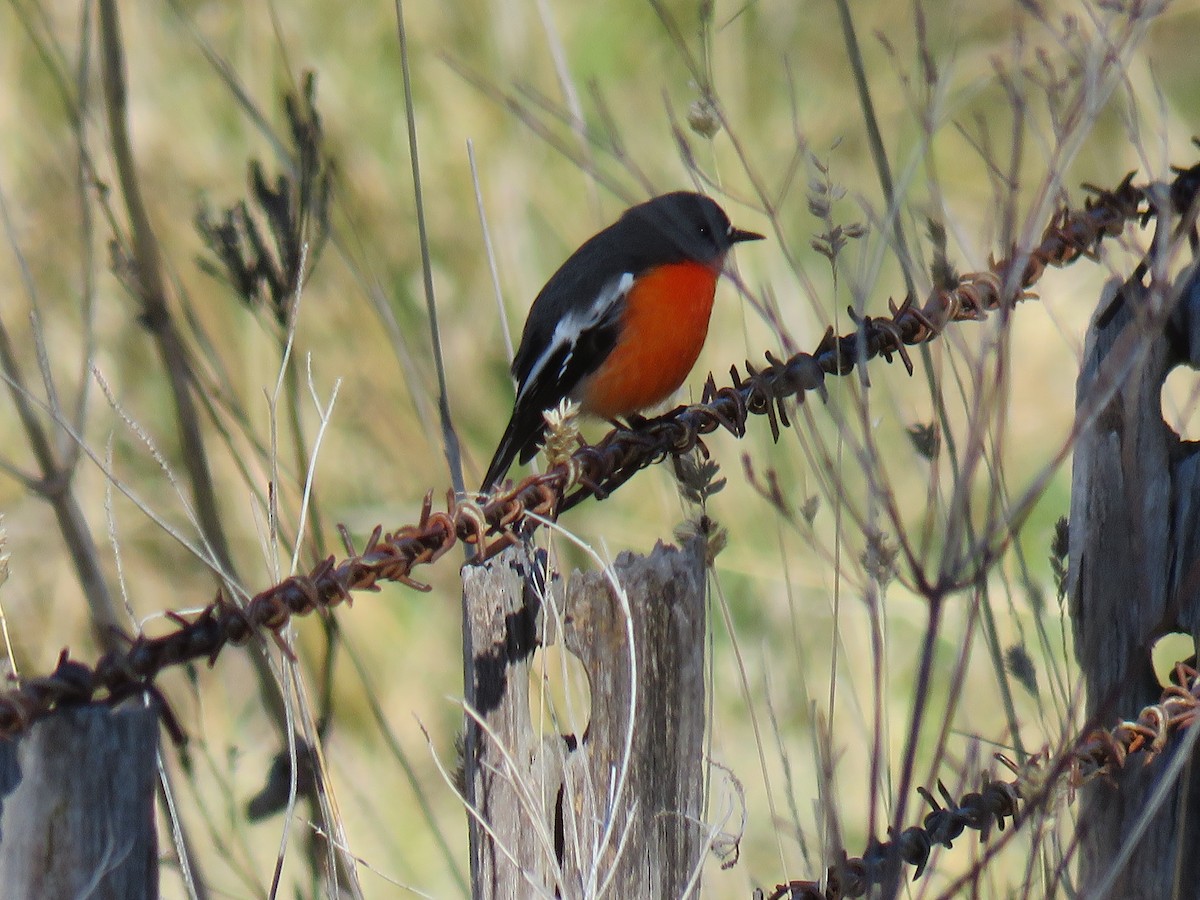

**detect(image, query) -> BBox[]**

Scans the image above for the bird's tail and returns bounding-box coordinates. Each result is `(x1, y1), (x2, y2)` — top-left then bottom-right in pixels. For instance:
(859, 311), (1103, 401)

(480, 403), (550, 492)
(480, 414), (523, 493)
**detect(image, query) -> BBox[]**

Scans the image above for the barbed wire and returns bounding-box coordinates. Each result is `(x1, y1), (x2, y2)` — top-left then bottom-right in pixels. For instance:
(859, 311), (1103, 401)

(0, 160), (1193, 754)
(756, 662), (1200, 899)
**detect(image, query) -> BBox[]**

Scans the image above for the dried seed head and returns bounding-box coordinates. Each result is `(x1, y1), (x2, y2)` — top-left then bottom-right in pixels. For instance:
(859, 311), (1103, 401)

(800, 494), (820, 525)
(542, 399), (582, 469)
(1005, 644), (1039, 698)
(907, 421), (940, 459)
(861, 528), (897, 587)
(687, 97), (721, 139)
(672, 450), (726, 506)
(674, 514), (727, 565)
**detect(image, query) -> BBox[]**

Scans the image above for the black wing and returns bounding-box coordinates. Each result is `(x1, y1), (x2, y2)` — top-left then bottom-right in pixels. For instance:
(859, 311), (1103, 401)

(480, 272), (630, 490)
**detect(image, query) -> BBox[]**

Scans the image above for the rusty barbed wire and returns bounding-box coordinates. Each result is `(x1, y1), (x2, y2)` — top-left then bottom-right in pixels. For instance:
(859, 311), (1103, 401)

(551, 161), (1187, 511)
(756, 661), (1200, 899)
(0, 162), (1194, 744)
(1072, 661), (1200, 780)
(755, 769), (1020, 900)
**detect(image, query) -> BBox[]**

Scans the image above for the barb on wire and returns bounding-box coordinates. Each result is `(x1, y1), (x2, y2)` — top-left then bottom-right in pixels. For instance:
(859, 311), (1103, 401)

(0, 161), (1193, 743)
(756, 661), (1200, 899)
(756, 768), (1019, 900)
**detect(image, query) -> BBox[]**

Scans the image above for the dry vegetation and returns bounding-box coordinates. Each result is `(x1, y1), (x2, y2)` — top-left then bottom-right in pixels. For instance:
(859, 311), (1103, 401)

(1, 0), (1199, 897)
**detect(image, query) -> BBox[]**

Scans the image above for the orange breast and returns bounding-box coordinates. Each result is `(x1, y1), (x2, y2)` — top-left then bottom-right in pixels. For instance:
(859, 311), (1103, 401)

(577, 261), (720, 419)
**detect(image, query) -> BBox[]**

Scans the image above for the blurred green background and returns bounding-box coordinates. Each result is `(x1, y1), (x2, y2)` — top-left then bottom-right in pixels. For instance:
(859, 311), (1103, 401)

(2, 0), (1199, 896)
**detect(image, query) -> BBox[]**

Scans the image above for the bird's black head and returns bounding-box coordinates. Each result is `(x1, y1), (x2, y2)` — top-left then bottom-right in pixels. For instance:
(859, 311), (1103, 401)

(620, 191), (764, 266)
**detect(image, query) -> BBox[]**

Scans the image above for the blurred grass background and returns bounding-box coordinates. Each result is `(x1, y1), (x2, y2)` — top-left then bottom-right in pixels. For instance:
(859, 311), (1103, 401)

(2, 0), (1199, 896)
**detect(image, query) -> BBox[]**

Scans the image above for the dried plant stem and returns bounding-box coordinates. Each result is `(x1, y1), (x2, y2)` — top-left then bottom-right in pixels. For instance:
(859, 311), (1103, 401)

(832, 0), (914, 295)
(393, 0), (465, 496)
(97, 0), (233, 578)
(93, 7), (360, 891)
(0, 190), (123, 653)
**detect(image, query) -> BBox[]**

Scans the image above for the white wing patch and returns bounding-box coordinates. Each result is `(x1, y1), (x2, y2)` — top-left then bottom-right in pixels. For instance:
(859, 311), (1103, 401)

(517, 272), (634, 402)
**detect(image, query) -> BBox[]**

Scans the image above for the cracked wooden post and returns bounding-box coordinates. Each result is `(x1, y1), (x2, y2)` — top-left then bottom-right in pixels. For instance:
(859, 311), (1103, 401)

(462, 537), (707, 898)
(0, 701), (159, 899)
(1069, 269), (1200, 896)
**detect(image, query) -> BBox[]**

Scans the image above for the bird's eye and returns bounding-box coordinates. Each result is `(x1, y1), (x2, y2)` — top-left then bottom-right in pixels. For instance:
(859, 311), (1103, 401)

(698, 223), (711, 236)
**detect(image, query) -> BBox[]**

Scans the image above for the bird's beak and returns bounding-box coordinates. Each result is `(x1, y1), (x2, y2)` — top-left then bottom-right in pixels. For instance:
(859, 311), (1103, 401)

(729, 227), (765, 244)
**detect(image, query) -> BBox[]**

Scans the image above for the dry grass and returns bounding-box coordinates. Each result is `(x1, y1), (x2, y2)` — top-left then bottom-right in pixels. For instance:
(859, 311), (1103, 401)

(1, 0), (1198, 897)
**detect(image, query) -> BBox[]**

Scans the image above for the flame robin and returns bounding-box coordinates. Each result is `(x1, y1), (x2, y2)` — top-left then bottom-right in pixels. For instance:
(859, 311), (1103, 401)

(482, 191), (763, 490)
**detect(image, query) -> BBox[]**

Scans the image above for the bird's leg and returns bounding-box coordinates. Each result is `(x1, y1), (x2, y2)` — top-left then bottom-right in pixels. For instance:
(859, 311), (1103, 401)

(606, 413), (649, 433)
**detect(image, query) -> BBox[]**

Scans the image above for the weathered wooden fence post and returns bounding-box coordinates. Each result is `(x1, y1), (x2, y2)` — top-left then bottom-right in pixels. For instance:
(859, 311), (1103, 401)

(0, 701), (160, 899)
(1070, 267), (1200, 897)
(462, 537), (707, 898)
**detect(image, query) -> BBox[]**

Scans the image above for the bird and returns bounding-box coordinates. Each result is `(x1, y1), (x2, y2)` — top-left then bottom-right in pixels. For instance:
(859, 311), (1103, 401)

(481, 191), (763, 491)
